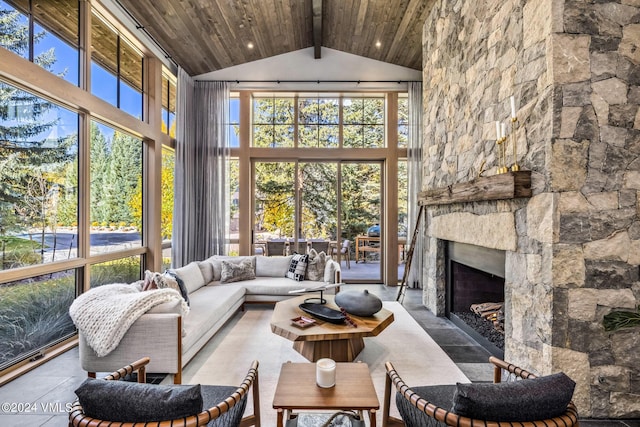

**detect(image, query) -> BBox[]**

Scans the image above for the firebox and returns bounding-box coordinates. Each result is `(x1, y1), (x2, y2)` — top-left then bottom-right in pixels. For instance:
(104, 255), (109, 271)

(446, 241), (505, 358)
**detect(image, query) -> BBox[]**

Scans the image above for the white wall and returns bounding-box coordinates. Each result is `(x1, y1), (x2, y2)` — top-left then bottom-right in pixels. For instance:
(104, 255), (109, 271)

(194, 47), (421, 91)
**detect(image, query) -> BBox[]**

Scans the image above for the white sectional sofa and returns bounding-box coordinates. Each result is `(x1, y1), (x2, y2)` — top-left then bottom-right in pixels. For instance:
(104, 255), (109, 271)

(78, 255), (341, 383)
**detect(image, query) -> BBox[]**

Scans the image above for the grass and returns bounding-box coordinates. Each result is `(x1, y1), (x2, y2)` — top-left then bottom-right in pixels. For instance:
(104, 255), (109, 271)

(1, 236), (45, 269)
(90, 257), (142, 287)
(0, 274), (75, 368)
(0, 236), (43, 251)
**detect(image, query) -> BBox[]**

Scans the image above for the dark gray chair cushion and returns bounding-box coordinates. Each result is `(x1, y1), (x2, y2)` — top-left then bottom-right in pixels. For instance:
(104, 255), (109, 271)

(75, 378), (202, 422)
(201, 385), (248, 427)
(395, 384), (456, 427)
(452, 372), (576, 421)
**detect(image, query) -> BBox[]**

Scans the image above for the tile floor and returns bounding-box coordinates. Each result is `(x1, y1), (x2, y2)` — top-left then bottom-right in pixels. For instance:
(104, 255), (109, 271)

(0, 285), (636, 426)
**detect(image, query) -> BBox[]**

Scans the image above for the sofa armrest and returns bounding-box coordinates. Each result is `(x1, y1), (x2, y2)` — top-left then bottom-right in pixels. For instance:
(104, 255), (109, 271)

(79, 313), (182, 380)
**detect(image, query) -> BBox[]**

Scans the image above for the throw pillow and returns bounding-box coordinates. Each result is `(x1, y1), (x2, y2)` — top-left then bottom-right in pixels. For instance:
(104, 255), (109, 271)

(165, 270), (190, 305)
(144, 270), (179, 292)
(141, 274), (157, 291)
(207, 256), (256, 281)
(451, 372), (576, 422)
(197, 260), (215, 283)
(75, 379), (202, 422)
(220, 258), (256, 284)
(324, 258), (337, 283)
(306, 249), (327, 281)
(286, 253), (308, 281)
(172, 262), (206, 294)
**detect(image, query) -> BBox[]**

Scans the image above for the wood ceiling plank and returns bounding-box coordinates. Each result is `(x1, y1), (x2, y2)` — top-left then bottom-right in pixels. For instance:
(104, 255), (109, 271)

(354, 0), (368, 37)
(115, 0), (428, 75)
(384, 0), (431, 66)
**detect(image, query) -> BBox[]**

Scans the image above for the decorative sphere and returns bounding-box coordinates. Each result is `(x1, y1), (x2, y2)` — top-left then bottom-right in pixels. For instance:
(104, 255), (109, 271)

(335, 289), (383, 317)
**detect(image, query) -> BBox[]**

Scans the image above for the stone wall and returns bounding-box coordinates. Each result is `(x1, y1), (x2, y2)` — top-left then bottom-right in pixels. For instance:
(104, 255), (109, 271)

(421, 0), (640, 418)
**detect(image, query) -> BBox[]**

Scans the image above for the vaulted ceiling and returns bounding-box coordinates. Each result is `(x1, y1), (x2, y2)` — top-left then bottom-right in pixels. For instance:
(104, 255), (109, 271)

(115, 0), (435, 76)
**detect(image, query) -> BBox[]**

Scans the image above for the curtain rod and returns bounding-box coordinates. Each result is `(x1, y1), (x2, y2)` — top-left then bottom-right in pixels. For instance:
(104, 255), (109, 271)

(209, 79), (421, 84)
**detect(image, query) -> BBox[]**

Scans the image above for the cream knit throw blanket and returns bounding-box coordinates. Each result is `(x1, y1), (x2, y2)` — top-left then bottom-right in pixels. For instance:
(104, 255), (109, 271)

(69, 283), (189, 357)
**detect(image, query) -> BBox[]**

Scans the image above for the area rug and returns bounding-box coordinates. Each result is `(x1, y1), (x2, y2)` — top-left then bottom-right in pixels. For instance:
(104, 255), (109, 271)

(178, 302), (469, 426)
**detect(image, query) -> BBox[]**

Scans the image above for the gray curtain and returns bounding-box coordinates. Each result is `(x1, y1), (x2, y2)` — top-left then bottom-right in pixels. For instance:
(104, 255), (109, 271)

(407, 81), (423, 288)
(173, 68), (229, 267)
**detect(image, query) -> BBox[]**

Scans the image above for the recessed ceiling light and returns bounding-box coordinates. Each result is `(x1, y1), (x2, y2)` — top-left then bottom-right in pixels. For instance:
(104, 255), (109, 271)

(375, 41), (381, 48)
(247, 42), (254, 49)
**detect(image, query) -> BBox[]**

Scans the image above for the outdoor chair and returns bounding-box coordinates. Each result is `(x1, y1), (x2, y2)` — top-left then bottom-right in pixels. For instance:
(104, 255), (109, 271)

(69, 357), (261, 427)
(332, 239), (351, 269)
(383, 356), (578, 427)
(266, 239), (288, 257)
(309, 239), (330, 254)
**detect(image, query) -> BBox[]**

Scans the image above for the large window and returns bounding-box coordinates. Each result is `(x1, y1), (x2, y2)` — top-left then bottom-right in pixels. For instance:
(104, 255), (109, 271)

(343, 97), (385, 148)
(253, 96), (295, 147)
(89, 121), (143, 255)
(0, 269), (77, 370)
(0, 0), (167, 377)
(398, 95), (408, 148)
(0, 81), (79, 270)
(161, 148), (175, 269)
(245, 93), (405, 282)
(0, 1), (80, 86)
(251, 95), (386, 148)
(228, 95), (240, 147)
(298, 98), (339, 148)
(161, 71), (177, 137)
(91, 10), (143, 119)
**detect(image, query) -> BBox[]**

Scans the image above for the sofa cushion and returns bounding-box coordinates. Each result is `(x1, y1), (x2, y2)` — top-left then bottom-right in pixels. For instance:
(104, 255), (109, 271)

(451, 372), (576, 421)
(207, 256), (256, 281)
(306, 249), (327, 281)
(240, 277), (318, 296)
(172, 262), (206, 294)
(182, 284), (245, 352)
(75, 379), (202, 422)
(220, 259), (256, 283)
(286, 253), (308, 281)
(256, 255), (293, 277)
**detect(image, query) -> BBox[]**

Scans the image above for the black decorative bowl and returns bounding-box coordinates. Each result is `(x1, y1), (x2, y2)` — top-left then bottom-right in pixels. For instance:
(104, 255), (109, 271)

(299, 303), (346, 324)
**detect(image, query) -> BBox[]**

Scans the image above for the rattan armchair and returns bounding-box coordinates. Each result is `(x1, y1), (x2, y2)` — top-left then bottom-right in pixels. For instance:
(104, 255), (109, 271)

(69, 357), (261, 427)
(383, 356), (579, 427)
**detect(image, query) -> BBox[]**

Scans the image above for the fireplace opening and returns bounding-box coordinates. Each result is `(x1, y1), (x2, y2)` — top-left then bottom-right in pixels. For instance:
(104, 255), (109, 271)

(446, 242), (505, 358)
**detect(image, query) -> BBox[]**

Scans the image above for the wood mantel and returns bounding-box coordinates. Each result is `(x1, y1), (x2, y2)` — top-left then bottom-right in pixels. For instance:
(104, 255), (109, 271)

(419, 171), (532, 206)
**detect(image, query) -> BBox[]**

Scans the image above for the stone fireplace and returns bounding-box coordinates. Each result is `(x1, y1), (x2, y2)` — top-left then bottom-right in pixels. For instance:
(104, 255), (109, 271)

(446, 241), (505, 357)
(420, 0), (640, 419)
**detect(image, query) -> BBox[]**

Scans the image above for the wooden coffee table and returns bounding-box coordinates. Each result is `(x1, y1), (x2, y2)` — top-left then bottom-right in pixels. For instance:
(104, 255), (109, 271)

(273, 362), (379, 427)
(270, 295), (394, 362)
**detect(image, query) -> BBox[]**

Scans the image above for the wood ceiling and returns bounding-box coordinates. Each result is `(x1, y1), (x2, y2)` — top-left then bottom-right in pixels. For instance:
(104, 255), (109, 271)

(115, 0), (435, 76)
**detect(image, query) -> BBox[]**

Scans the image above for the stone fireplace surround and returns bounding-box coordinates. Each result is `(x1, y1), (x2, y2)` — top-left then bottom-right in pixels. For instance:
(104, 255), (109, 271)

(420, 0), (640, 418)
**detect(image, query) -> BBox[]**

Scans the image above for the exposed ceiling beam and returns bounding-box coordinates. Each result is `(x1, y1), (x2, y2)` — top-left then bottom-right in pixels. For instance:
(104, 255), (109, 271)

(312, 0), (323, 59)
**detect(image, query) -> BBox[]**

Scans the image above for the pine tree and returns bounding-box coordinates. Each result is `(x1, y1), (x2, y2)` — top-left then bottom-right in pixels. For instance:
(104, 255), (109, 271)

(0, 5), (75, 266)
(89, 123), (109, 224)
(104, 131), (141, 225)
